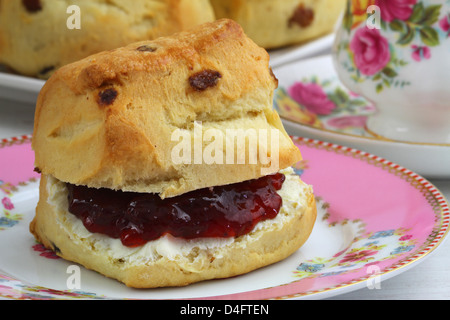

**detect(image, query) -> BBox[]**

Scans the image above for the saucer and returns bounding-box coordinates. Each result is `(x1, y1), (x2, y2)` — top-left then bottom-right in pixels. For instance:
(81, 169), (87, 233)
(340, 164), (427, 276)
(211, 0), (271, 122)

(273, 55), (450, 179)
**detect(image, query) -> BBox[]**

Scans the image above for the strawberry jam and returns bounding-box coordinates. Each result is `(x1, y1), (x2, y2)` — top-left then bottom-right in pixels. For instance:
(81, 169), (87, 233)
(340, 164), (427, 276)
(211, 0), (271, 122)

(67, 173), (285, 247)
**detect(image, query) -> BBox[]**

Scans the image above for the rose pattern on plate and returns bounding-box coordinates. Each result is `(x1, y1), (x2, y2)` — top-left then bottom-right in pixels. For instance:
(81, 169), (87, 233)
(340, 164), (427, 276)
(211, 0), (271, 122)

(288, 82), (338, 115)
(0, 151), (39, 231)
(0, 274), (104, 300)
(0, 196), (22, 231)
(32, 243), (60, 260)
(294, 198), (417, 280)
(274, 76), (376, 136)
(338, 0), (448, 93)
(0, 178), (38, 231)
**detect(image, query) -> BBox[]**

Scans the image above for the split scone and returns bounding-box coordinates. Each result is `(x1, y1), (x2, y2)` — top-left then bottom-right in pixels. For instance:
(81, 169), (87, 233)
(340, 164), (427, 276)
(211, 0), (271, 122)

(0, 0), (214, 79)
(30, 19), (316, 288)
(210, 0), (346, 49)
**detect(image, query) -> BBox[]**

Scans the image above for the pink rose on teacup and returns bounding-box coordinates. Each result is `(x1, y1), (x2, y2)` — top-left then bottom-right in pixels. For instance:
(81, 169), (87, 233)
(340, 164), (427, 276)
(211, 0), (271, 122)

(350, 28), (391, 76)
(440, 14), (450, 36)
(334, 0), (450, 144)
(375, 0), (417, 22)
(411, 45), (431, 61)
(288, 82), (336, 115)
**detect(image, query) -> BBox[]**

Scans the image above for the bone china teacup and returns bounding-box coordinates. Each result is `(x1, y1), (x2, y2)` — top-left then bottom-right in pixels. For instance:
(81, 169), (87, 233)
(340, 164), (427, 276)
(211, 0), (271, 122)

(333, 0), (450, 144)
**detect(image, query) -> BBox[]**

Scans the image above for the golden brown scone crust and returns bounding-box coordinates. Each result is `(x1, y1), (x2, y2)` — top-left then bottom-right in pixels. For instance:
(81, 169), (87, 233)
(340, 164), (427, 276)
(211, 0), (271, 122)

(0, 0), (215, 79)
(30, 173), (316, 288)
(32, 19), (302, 198)
(210, 0), (346, 49)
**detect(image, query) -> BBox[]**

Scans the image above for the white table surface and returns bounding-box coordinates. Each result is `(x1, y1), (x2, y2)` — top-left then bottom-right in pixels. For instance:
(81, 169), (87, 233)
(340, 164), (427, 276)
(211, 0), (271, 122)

(1, 95), (449, 300)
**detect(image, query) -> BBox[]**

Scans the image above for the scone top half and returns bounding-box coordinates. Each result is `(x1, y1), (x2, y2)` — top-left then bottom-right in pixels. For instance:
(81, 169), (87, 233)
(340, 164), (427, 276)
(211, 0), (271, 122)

(32, 19), (301, 198)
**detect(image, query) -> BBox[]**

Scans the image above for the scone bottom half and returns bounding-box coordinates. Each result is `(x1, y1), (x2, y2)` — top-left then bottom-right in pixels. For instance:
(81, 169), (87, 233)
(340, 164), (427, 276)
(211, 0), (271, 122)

(30, 19), (317, 288)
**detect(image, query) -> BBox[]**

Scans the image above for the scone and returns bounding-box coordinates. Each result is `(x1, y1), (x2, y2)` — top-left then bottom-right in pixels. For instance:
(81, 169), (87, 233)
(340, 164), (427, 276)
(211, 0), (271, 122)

(0, 0), (214, 79)
(30, 19), (317, 288)
(210, 0), (346, 49)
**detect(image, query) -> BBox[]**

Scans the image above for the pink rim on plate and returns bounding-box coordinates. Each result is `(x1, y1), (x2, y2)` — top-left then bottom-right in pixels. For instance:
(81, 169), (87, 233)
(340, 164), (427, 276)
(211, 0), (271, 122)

(0, 135), (449, 300)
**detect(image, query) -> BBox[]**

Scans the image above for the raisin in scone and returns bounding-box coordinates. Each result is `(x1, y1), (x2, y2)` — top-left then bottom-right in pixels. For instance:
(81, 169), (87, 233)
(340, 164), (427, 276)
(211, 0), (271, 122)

(210, 0), (346, 49)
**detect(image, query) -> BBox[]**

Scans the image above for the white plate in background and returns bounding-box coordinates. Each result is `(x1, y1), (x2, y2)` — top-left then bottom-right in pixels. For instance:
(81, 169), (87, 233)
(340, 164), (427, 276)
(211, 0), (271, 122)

(0, 66), (44, 104)
(269, 33), (334, 68)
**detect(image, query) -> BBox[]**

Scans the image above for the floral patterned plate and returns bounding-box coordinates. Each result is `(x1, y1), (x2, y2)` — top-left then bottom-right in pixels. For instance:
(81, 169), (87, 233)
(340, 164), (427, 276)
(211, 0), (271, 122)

(0, 135), (449, 300)
(273, 54), (450, 179)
